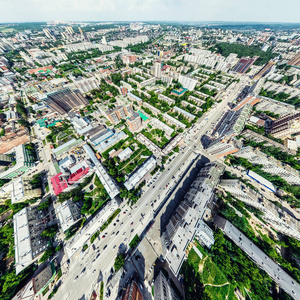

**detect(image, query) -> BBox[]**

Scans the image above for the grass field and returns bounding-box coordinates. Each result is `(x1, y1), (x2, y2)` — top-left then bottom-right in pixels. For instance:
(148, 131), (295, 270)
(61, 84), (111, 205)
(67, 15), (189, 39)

(204, 284), (230, 300)
(203, 258), (228, 285)
(185, 241), (238, 300)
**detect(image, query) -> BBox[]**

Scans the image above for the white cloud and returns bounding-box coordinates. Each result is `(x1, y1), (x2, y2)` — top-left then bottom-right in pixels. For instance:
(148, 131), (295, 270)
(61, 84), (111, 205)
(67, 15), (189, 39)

(0, 0), (299, 23)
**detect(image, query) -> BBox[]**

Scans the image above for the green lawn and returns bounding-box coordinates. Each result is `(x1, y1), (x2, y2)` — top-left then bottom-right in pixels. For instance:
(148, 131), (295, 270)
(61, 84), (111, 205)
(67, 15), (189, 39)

(203, 258), (228, 285)
(187, 248), (201, 272)
(204, 284), (230, 300)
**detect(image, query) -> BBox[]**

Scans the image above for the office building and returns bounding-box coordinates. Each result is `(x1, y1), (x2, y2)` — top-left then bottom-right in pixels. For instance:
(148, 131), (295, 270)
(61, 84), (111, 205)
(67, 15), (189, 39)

(118, 147), (133, 161)
(178, 74), (197, 91)
(287, 53), (300, 68)
(232, 56), (258, 73)
(253, 61), (276, 80)
(0, 153), (14, 166)
(14, 206), (50, 274)
(162, 162), (224, 275)
(154, 270), (180, 300)
(73, 77), (98, 94)
(56, 200), (82, 232)
(0, 145), (36, 179)
(270, 112), (300, 139)
(127, 112), (142, 132)
(45, 88), (88, 115)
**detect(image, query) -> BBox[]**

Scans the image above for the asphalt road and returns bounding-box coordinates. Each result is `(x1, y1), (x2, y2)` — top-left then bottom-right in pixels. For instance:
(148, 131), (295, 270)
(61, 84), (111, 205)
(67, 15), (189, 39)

(48, 82), (238, 300)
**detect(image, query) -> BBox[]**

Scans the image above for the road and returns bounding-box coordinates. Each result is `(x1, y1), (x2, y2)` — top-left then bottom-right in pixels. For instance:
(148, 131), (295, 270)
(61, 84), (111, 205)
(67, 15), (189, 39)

(50, 82), (238, 300)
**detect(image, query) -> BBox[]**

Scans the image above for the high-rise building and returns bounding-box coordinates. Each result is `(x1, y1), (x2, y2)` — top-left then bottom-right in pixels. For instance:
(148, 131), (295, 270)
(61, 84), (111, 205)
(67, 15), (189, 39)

(178, 74), (197, 91)
(253, 61), (276, 80)
(79, 28), (89, 42)
(270, 112), (300, 139)
(153, 60), (162, 78)
(121, 276), (143, 300)
(43, 28), (56, 40)
(287, 53), (300, 68)
(154, 270), (180, 300)
(127, 112), (142, 132)
(45, 88), (88, 115)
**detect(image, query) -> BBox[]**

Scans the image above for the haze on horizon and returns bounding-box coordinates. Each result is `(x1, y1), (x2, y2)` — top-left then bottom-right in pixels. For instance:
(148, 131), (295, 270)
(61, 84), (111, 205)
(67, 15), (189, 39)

(0, 0), (299, 24)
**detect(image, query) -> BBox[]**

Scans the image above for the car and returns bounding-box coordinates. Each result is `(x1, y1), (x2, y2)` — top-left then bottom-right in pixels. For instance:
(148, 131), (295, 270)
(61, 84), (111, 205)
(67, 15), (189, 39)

(80, 268), (86, 277)
(74, 275), (78, 282)
(131, 222), (134, 225)
(96, 253), (100, 259)
(103, 245), (107, 250)
(113, 223), (116, 226)
(116, 231), (119, 235)
(123, 211), (126, 214)
(113, 245), (116, 249)
(102, 235), (106, 238)
(131, 229), (134, 232)
(93, 269), (96, 274)
(123, 232), (126, 236)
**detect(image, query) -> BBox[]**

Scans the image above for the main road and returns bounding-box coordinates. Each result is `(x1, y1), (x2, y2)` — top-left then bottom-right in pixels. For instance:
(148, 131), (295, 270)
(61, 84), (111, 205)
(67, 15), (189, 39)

(51, 83), (239, 300)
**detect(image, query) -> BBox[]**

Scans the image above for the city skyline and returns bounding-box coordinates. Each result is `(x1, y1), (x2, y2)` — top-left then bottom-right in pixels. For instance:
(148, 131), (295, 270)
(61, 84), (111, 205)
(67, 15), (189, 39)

(1, 0), (300, 23)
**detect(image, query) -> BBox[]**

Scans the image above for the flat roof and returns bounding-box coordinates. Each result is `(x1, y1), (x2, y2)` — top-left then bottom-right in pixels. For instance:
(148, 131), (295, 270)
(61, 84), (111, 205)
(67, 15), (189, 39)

(53, 138), (83, 157)
(124, 156), (156, 190)
(14, 208), (33, 275)
(247, 170), (276, 192)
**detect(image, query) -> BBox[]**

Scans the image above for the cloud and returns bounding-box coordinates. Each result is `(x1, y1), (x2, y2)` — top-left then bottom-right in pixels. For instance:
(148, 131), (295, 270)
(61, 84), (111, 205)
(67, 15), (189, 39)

(0, 0), (299, 23)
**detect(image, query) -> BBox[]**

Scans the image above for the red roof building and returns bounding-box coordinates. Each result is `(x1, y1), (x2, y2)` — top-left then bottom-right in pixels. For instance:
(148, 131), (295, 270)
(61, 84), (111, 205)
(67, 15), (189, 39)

(51, 173), (68, 195)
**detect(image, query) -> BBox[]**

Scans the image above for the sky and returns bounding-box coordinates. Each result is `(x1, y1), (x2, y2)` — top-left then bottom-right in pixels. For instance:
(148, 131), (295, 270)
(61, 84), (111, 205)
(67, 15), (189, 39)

(0, 0), (299, 24)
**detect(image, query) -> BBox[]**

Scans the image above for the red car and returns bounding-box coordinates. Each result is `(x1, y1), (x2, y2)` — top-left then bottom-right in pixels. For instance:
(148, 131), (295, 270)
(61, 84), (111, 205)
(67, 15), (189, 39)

(131, 222), (134, 225)
(102, 235), (106, 238)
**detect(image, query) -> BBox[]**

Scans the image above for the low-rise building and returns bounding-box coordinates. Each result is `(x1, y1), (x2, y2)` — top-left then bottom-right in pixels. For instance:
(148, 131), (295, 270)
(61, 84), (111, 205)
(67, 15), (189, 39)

(124, 156), (156, 190)
(118, 147), (133, 162)
(0, 144), (36, 179)
(56, 200), (82, 232)
(172, 106), (195, 122)
(163, 113), (186, 129)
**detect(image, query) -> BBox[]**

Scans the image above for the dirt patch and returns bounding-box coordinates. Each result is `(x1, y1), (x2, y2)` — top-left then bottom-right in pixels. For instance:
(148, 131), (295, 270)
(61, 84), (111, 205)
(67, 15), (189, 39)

(0, 135), (30, 153)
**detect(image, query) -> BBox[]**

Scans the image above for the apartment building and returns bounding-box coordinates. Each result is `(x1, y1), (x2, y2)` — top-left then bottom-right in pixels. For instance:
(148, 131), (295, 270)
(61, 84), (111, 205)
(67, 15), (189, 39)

(124, 156), (157, 190)
(127, 112), (142, 132)
(162, 162), (224, 275)
(142, 102), (161, 116)
(163, 113), (186, 129)
(213, 103), (252, 138)
(233, 146), (300, 185)
(172, 106), (195, 122)
(270, 112), (300, 139)
(206, 136), (241, 158)
(178, 74), (197, 91)
(158, 94), (175, 106)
